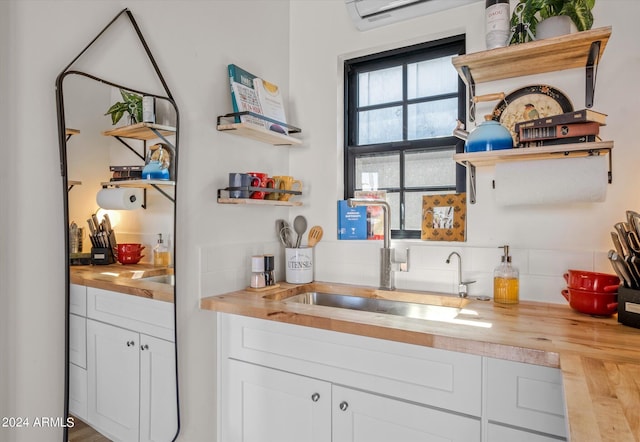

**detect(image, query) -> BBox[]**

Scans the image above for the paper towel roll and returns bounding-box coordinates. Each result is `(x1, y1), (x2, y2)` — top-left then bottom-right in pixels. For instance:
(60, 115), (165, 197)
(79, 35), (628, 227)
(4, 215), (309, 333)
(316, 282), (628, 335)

(494, 156), (608, 206)
(96, 188), (143, 210)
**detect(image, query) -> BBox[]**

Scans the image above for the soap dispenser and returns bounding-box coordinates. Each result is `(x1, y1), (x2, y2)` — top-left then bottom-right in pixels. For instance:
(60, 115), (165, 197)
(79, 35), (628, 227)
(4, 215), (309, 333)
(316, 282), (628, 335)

(493, 245), (519, 304)
(153, 233), (170, 267)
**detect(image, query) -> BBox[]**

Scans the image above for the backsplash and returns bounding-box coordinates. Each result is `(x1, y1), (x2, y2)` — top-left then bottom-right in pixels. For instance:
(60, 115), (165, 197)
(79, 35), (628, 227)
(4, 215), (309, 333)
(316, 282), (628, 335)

(199, 240), (612, 304)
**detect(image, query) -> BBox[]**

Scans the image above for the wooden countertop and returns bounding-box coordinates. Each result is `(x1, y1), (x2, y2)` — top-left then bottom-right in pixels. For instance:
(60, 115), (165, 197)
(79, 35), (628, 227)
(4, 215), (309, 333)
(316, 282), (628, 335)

(71, 263), (174, 303)
(201, 281), (640, 441)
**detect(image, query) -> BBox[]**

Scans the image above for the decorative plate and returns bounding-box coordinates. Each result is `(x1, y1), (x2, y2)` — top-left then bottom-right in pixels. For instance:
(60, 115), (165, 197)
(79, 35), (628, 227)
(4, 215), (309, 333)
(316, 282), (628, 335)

(492, 85), (573, 144)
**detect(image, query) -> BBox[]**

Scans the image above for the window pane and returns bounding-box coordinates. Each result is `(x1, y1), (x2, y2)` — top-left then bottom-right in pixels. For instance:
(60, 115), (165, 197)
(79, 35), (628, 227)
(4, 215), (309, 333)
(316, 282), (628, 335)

(405, 191), (454, 231)
(407, 98), (458, 140)
(358, 106), (403, 145)
(355, 152), (399, 190)
(358, 66), (402, 107)
(407, 56), (458, 99)
(405, 149), (456, 188)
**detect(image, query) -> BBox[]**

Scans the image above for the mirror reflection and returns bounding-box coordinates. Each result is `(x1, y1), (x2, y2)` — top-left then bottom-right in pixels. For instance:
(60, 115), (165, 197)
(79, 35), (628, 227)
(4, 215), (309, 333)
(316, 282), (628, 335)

(61, 73), (179, 441)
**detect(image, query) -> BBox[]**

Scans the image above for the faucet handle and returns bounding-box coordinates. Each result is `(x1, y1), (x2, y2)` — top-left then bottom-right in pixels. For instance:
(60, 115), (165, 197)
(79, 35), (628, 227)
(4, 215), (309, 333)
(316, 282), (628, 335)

(395, 248), (410, 272)
(458, 280), (476, 298)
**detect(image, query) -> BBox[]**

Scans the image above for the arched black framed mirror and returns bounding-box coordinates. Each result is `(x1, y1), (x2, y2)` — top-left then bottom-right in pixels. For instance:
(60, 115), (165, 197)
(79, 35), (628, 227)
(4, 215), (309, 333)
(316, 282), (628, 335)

(56, 9), (180, 442)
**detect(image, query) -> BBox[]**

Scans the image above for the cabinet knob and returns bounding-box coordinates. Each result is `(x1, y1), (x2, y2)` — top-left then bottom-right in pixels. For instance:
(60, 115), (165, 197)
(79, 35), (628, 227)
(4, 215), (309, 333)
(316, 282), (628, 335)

(140, 344), (149, 351)
(339, 401), (349, 411)
(311, 393), (320, 402)
(126, 340), (135, 347)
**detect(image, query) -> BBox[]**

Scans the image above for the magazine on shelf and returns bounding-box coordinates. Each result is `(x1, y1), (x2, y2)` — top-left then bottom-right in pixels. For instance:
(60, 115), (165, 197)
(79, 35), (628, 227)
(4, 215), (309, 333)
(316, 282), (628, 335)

(228, 64), (261, 125)
(230, 81), (267, 129)
(253, 78), (288, 135)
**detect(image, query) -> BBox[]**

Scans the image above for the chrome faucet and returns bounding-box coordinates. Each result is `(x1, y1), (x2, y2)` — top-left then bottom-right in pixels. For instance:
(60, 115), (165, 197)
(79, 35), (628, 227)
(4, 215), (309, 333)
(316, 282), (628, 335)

(347, 198), (408, 290)
(445, 251), (476, 298)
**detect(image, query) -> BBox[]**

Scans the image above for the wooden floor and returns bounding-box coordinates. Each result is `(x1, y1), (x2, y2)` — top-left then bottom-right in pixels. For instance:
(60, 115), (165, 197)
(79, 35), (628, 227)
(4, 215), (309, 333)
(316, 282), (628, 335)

(67, 416), (112, 442)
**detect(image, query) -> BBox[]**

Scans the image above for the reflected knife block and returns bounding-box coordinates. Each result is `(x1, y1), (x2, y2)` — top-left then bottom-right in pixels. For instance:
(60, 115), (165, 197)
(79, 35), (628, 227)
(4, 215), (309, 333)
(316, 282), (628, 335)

(91, 247), (115, 265)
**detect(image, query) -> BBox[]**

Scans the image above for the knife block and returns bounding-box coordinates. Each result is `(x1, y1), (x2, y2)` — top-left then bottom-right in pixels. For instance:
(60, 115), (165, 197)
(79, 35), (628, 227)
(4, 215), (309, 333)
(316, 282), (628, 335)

(618, 287), (640, 329)
(91, 247), (115, 265)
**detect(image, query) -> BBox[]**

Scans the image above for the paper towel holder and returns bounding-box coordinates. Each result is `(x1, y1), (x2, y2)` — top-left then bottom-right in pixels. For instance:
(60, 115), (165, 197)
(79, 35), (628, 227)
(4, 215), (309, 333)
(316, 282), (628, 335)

(99, 184), (146, 210)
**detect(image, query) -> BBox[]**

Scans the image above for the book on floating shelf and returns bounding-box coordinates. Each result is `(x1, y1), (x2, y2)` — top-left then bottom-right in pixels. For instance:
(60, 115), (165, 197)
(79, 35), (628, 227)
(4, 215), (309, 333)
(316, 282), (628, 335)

(253, 78), (288, 135)
(519, 121), (601, 142)
(228, 64), (265, 128)
(515, 108), (607, 133)
(519, 135), (600, 148)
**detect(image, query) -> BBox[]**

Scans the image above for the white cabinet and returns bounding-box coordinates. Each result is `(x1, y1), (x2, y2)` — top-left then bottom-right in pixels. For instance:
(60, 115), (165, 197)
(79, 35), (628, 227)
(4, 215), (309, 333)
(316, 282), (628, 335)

(139, 334), (178, 442)
(72, 286), (176, 442)
(332, 385), (480, 442)
(87, 319), (140, 442)
(486, 357), (566, 439)
(219, 314), (566, 442)
(223, 359), (331, 442)
(222, 359), (479, 442)
(69, 284), (87, 420)
(220, 314), (482, 442)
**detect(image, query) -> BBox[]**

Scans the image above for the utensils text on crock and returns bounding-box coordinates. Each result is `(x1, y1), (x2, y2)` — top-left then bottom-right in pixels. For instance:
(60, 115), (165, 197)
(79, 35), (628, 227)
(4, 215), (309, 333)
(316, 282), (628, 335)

(307, 226), (323, 248)
(293, 215), (307, 248)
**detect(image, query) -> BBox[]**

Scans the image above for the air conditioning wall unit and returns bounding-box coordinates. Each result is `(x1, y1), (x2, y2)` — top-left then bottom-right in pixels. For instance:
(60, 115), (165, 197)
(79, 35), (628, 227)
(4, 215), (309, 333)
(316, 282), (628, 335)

(345, 0), (481, 31)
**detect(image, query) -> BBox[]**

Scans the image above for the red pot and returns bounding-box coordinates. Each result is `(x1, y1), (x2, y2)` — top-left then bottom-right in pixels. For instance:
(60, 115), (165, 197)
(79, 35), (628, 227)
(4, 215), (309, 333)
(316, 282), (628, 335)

(117, 253), (145, 265)
(563, 270), (620, 292)
(561, 288), (618, 316)
(118, 243), (145, 255)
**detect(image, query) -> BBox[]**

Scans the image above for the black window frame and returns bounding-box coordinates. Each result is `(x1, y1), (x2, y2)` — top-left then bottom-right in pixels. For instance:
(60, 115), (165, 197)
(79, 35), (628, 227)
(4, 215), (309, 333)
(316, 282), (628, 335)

(343, 34), (467, 239)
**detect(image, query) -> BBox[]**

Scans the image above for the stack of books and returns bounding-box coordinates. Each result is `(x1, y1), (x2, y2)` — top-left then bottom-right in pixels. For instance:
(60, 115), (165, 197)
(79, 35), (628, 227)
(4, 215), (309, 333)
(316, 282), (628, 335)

(228, 64), (288, 134)
(514, 109), (607, 148)
(110, 165), (142, 181)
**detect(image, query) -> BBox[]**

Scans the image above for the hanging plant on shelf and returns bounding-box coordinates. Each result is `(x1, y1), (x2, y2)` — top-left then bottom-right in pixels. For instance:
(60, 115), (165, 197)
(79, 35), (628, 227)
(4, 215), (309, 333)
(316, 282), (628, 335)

(104, 89), (143, 125)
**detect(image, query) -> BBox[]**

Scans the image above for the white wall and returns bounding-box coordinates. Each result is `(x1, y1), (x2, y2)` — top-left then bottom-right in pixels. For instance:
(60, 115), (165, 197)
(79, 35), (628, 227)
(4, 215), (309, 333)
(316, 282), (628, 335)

(286, 0), (640, 301)
(2, 1), (639, 441)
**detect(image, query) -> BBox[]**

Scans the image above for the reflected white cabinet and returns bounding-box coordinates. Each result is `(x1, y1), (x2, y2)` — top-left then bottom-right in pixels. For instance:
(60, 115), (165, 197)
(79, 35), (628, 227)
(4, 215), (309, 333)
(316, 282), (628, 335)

(332, 385), (480, 442)
(87, 319), (140, 441)
(73, 287), (176, 442)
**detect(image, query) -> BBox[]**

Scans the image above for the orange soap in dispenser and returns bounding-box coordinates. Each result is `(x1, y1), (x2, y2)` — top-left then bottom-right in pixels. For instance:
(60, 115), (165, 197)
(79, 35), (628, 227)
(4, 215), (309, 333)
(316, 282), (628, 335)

(493, 245), (519, 304)
(153, 233), (170, 267)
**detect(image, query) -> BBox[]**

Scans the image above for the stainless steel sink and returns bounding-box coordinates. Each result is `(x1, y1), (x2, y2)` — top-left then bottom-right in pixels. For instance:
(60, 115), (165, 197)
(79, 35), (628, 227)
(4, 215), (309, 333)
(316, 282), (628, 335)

(284, 291), (463, 321)
(139, 274), (175, 286)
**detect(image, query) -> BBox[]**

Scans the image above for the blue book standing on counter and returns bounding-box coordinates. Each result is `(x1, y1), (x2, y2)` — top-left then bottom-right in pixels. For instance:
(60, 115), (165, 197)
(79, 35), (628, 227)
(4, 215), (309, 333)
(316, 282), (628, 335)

(337, 200), (367, 240)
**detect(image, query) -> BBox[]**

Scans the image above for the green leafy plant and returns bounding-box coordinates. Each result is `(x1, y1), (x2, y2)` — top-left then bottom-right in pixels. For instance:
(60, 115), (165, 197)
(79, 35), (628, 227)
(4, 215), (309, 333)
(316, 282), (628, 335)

(104, 89), (143, 125)
(510, 0), (595, 43)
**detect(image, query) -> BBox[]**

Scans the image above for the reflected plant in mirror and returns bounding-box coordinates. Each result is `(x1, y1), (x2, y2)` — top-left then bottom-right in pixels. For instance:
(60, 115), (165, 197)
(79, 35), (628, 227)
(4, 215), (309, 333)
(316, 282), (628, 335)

(56, 8), (180, 442)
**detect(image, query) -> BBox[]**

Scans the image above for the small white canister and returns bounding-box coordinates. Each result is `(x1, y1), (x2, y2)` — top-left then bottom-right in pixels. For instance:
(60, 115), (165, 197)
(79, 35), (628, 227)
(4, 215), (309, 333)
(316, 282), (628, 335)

(285, 247), (313, 284)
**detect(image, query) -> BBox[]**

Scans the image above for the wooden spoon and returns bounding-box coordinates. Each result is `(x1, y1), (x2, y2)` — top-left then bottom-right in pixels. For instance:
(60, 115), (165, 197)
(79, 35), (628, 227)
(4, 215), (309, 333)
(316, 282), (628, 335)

(307, 226), (323, 248)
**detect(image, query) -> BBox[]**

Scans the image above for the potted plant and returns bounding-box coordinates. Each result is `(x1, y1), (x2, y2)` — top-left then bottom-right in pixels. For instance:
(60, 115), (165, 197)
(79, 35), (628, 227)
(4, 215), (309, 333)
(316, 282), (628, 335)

(104, 89), (143, 125)
(510, 0), (595, 43)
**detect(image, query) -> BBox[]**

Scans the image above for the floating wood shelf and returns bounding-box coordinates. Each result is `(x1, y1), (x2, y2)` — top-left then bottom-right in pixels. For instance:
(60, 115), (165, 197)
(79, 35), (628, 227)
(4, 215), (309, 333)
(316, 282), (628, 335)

(102, 179), (175, 189)
(217, 197), (302, 207)
(453, 141), (613, 204)
(217, 122), (302, 146)
(66, 128), (80, 136)
(452, 26), (612, 121)
(102, 122), (176, 141)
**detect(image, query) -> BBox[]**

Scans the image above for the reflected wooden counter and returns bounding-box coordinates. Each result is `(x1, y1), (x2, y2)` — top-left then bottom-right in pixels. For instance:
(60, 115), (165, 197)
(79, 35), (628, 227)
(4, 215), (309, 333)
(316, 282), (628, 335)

(71, 263), (174, 303)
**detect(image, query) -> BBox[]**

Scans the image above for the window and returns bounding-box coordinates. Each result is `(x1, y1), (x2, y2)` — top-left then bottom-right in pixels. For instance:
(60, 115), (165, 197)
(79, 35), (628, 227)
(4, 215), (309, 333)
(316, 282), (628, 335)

(344, 35), (466, 239)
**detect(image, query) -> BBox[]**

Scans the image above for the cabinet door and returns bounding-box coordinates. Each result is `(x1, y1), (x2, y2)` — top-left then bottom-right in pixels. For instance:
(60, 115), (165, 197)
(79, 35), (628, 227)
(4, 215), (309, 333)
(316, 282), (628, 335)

(139, 334), (178, 442)
(87, 319), (140, 442)
(222, 359), (331, 442)
(332, 385), (480, 442)
(69, 314), (86, 368)
(68, 362), (87, 421)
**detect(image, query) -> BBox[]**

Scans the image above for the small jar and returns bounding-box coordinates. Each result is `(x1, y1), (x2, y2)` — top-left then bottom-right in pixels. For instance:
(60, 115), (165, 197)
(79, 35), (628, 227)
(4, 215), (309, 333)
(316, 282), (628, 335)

(250, 255), (265, 289)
